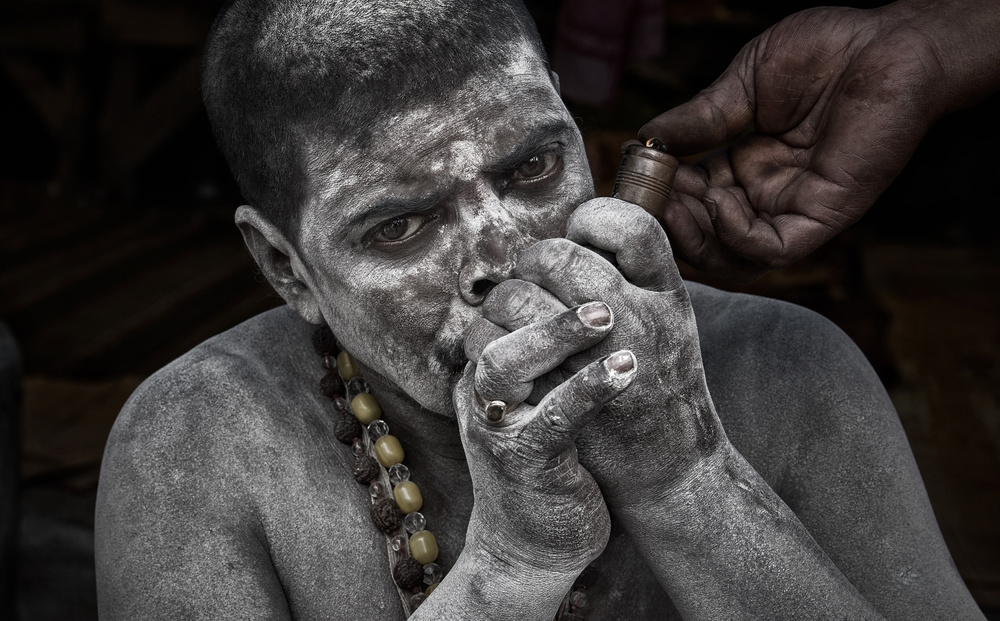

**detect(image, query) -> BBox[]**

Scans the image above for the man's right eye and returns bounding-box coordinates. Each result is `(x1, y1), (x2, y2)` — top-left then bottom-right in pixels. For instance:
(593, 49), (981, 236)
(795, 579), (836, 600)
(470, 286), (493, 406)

(370, 212), (440, 245)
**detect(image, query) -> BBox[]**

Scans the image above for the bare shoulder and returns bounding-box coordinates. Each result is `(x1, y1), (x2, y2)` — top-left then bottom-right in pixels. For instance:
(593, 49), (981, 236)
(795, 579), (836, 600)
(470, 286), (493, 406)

(96, 307), (393, 620)
(686, 282), (981, 616)
(685, 281), (890, 423)
(684, 281), (896, 479)
(100, 306), (327, 489)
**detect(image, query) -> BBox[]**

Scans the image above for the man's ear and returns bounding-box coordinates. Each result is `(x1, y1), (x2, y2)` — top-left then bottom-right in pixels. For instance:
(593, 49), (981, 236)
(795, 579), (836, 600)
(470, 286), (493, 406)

(549, 70), (561, 95)
(235, 205), (325, 324)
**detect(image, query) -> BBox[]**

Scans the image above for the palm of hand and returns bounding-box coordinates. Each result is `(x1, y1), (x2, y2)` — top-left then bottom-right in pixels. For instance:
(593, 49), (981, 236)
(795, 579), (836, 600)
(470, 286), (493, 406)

(644, 6), (942, 281)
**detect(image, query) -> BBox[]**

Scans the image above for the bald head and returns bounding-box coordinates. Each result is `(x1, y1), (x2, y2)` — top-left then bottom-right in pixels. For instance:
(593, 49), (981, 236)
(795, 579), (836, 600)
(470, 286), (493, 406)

(202, 0), (549, 232)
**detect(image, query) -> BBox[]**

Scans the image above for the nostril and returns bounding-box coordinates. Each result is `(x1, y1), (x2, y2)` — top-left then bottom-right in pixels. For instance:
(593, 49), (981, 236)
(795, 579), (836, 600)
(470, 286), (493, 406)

(471, 279), (497, 299)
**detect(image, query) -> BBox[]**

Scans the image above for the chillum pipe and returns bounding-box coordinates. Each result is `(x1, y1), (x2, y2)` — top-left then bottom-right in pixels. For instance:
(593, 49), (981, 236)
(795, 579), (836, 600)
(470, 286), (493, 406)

(611, 138), (679, 218)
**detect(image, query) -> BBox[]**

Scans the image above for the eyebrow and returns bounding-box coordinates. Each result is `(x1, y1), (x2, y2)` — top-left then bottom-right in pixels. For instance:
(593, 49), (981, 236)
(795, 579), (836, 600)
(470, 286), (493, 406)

(340, 118), (576, 234)
(342, 191), (447, 233)
(484, 119), (575, 173)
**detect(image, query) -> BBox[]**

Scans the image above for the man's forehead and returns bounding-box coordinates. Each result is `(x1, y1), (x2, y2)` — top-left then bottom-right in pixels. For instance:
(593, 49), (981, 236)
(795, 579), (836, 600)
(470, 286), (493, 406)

(380, 51), (557, 138)
(303, 53), (568, 204)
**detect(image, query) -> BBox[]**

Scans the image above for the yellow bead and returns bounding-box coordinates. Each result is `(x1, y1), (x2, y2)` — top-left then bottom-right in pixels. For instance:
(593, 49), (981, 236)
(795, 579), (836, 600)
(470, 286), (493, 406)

(425, 582), (438, 598)
(337, 351), (360, 381)
(352, 393), (382, 425)
(375, 434), (404, 467)
(393, 480), (422, 513)
(409, 530), (438, 564)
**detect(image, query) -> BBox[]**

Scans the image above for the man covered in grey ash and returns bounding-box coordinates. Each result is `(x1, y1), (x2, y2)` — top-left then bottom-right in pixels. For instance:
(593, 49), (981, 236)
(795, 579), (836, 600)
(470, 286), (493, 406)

(95, 0), (999, 619)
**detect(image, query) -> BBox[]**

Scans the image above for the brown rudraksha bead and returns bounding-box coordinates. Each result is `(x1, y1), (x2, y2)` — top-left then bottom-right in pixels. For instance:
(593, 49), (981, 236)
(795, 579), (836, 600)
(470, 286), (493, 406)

(370, 496), (403, 533)
(393, 557), (423, 589)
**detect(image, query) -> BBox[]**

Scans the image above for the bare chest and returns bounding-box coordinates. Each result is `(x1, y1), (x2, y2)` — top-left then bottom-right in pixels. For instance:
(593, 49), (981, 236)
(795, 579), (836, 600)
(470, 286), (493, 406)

(251, 431), (676, 620)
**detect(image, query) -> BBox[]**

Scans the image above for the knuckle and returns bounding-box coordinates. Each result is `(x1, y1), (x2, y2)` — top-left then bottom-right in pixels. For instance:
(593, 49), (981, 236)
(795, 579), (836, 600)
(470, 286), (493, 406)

(521, 238), (579, 273)
(476, 341), (508, 382)
(484, 279), (528, 312)
(475, 343), (528, 399)
(484, 279), (542, 327)
(639, 213), (668, 245)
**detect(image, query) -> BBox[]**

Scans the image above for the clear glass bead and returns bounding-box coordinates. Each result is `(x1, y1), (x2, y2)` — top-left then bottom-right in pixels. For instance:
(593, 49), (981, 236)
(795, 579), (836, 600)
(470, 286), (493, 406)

(388, 463), (410, 486)
(368, 481), (383, 500)
(410, 592), (426, 608)
(568, 590), (588, 608)
(422, 562), (443, 585)
(368, 419), (389, 440)
(391, 534), (407, 553)
(404, 511), (426, 534)
(348, 376), (370, 396)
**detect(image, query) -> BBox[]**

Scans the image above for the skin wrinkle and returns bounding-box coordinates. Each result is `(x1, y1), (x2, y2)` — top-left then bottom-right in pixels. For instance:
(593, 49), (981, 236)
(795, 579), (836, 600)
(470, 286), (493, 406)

(288, 53), (591, 415)
(96, 2), (994, 619)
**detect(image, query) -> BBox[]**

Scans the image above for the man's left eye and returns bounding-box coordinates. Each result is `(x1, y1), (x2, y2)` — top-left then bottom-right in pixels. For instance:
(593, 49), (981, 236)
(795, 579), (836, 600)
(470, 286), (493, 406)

(511, 151), (562, 183)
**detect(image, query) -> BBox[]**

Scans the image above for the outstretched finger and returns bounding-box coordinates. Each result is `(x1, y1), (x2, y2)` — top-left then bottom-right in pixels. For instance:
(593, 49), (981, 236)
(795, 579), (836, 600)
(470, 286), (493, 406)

(475, 302), (614, 407)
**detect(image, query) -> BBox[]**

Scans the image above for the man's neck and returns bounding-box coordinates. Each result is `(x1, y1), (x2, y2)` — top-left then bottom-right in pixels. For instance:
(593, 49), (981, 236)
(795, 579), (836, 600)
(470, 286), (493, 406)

(357, 361), (468, 463)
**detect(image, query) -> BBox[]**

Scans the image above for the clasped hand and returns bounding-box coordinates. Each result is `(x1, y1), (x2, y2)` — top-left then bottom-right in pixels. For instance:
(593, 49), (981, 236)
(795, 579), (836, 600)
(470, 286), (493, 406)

(453, 198), (727, 572)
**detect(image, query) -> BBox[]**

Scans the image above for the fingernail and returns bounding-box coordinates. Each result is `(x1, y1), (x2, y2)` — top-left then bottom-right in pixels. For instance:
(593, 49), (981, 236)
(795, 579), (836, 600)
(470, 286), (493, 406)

(578, 301), (613, 328)
(704, 197), (718, 220)
(604, 350), (636, 376)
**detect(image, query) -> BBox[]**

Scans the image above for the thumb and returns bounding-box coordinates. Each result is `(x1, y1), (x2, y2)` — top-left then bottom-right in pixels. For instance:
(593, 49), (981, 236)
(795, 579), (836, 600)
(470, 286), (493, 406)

(639, 45), (756, 156)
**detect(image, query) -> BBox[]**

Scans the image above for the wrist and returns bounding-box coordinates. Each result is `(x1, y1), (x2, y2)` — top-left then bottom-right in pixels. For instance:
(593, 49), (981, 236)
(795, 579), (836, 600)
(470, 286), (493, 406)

(413, 539), (580, 620)
(880, 0), (1000, 116)
(613, 444), (779, 551)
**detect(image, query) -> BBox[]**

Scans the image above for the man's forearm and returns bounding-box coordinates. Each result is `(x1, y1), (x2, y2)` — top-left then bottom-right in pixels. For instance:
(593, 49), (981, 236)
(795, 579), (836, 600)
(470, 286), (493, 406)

(615, 446), (886, 621)
(412, 540), (577, 621)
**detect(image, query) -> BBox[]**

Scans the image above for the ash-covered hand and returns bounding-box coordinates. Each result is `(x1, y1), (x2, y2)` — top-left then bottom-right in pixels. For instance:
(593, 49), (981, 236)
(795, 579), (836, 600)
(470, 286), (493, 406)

(465, 197), (726, 516)
(639, 1), (1000, 282)
(452, 308), (636, 578)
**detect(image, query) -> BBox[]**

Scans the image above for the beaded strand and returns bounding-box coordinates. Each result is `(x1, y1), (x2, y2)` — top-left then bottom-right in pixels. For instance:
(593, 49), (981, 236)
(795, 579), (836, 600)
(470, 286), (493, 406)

(313, 325), (593, 619)
(312, 326), (444, 616)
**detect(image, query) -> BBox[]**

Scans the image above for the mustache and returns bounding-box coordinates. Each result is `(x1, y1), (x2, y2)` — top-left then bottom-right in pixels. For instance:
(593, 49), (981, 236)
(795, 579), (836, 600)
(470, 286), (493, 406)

(434, 332), (469, 376)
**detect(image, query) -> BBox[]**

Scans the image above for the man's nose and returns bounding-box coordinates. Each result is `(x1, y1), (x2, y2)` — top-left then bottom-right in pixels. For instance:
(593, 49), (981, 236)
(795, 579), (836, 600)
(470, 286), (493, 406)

(457, 198), (527, 306)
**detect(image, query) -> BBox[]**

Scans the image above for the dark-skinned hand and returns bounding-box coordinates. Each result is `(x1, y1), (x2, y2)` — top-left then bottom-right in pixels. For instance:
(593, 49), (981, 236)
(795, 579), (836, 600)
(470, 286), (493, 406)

(640, 3), (976, 281)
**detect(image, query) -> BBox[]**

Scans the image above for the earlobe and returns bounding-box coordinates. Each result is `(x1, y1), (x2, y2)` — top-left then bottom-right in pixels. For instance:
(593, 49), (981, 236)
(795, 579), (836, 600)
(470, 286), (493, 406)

(234, 205), (325, 324)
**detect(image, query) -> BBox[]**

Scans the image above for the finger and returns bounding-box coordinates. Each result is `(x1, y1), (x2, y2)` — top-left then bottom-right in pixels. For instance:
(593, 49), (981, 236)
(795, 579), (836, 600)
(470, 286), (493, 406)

(659, 195), (708, 268)
(658, 191), (768, 283)
(464, 318), (510, 364)
(708, 185), (832, 270)
(524, 351), (637, 458)
(482, 279), (568, 333)
(565, 197), (681, 292)
(700, 148), (737, 189)
(515, 238), (626, 308)
(475, 302), (614, 406)
(638, 44), (755, 155)
(672, 161), (710, 198)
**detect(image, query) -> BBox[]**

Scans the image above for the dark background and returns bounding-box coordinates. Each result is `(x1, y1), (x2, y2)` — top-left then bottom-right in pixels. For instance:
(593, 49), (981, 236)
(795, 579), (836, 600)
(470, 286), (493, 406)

(1, 0), (998, 618)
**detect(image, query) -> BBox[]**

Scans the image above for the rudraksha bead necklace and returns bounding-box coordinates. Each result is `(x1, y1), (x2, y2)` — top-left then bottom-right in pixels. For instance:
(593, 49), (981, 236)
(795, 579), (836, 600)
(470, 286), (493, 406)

(312, 325), (443, 616)
(312, 325), (593, 619)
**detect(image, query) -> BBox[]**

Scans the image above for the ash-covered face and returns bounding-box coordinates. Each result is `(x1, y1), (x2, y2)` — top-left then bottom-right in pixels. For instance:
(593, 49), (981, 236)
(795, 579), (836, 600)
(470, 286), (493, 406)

(292, 51), (594, 415)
